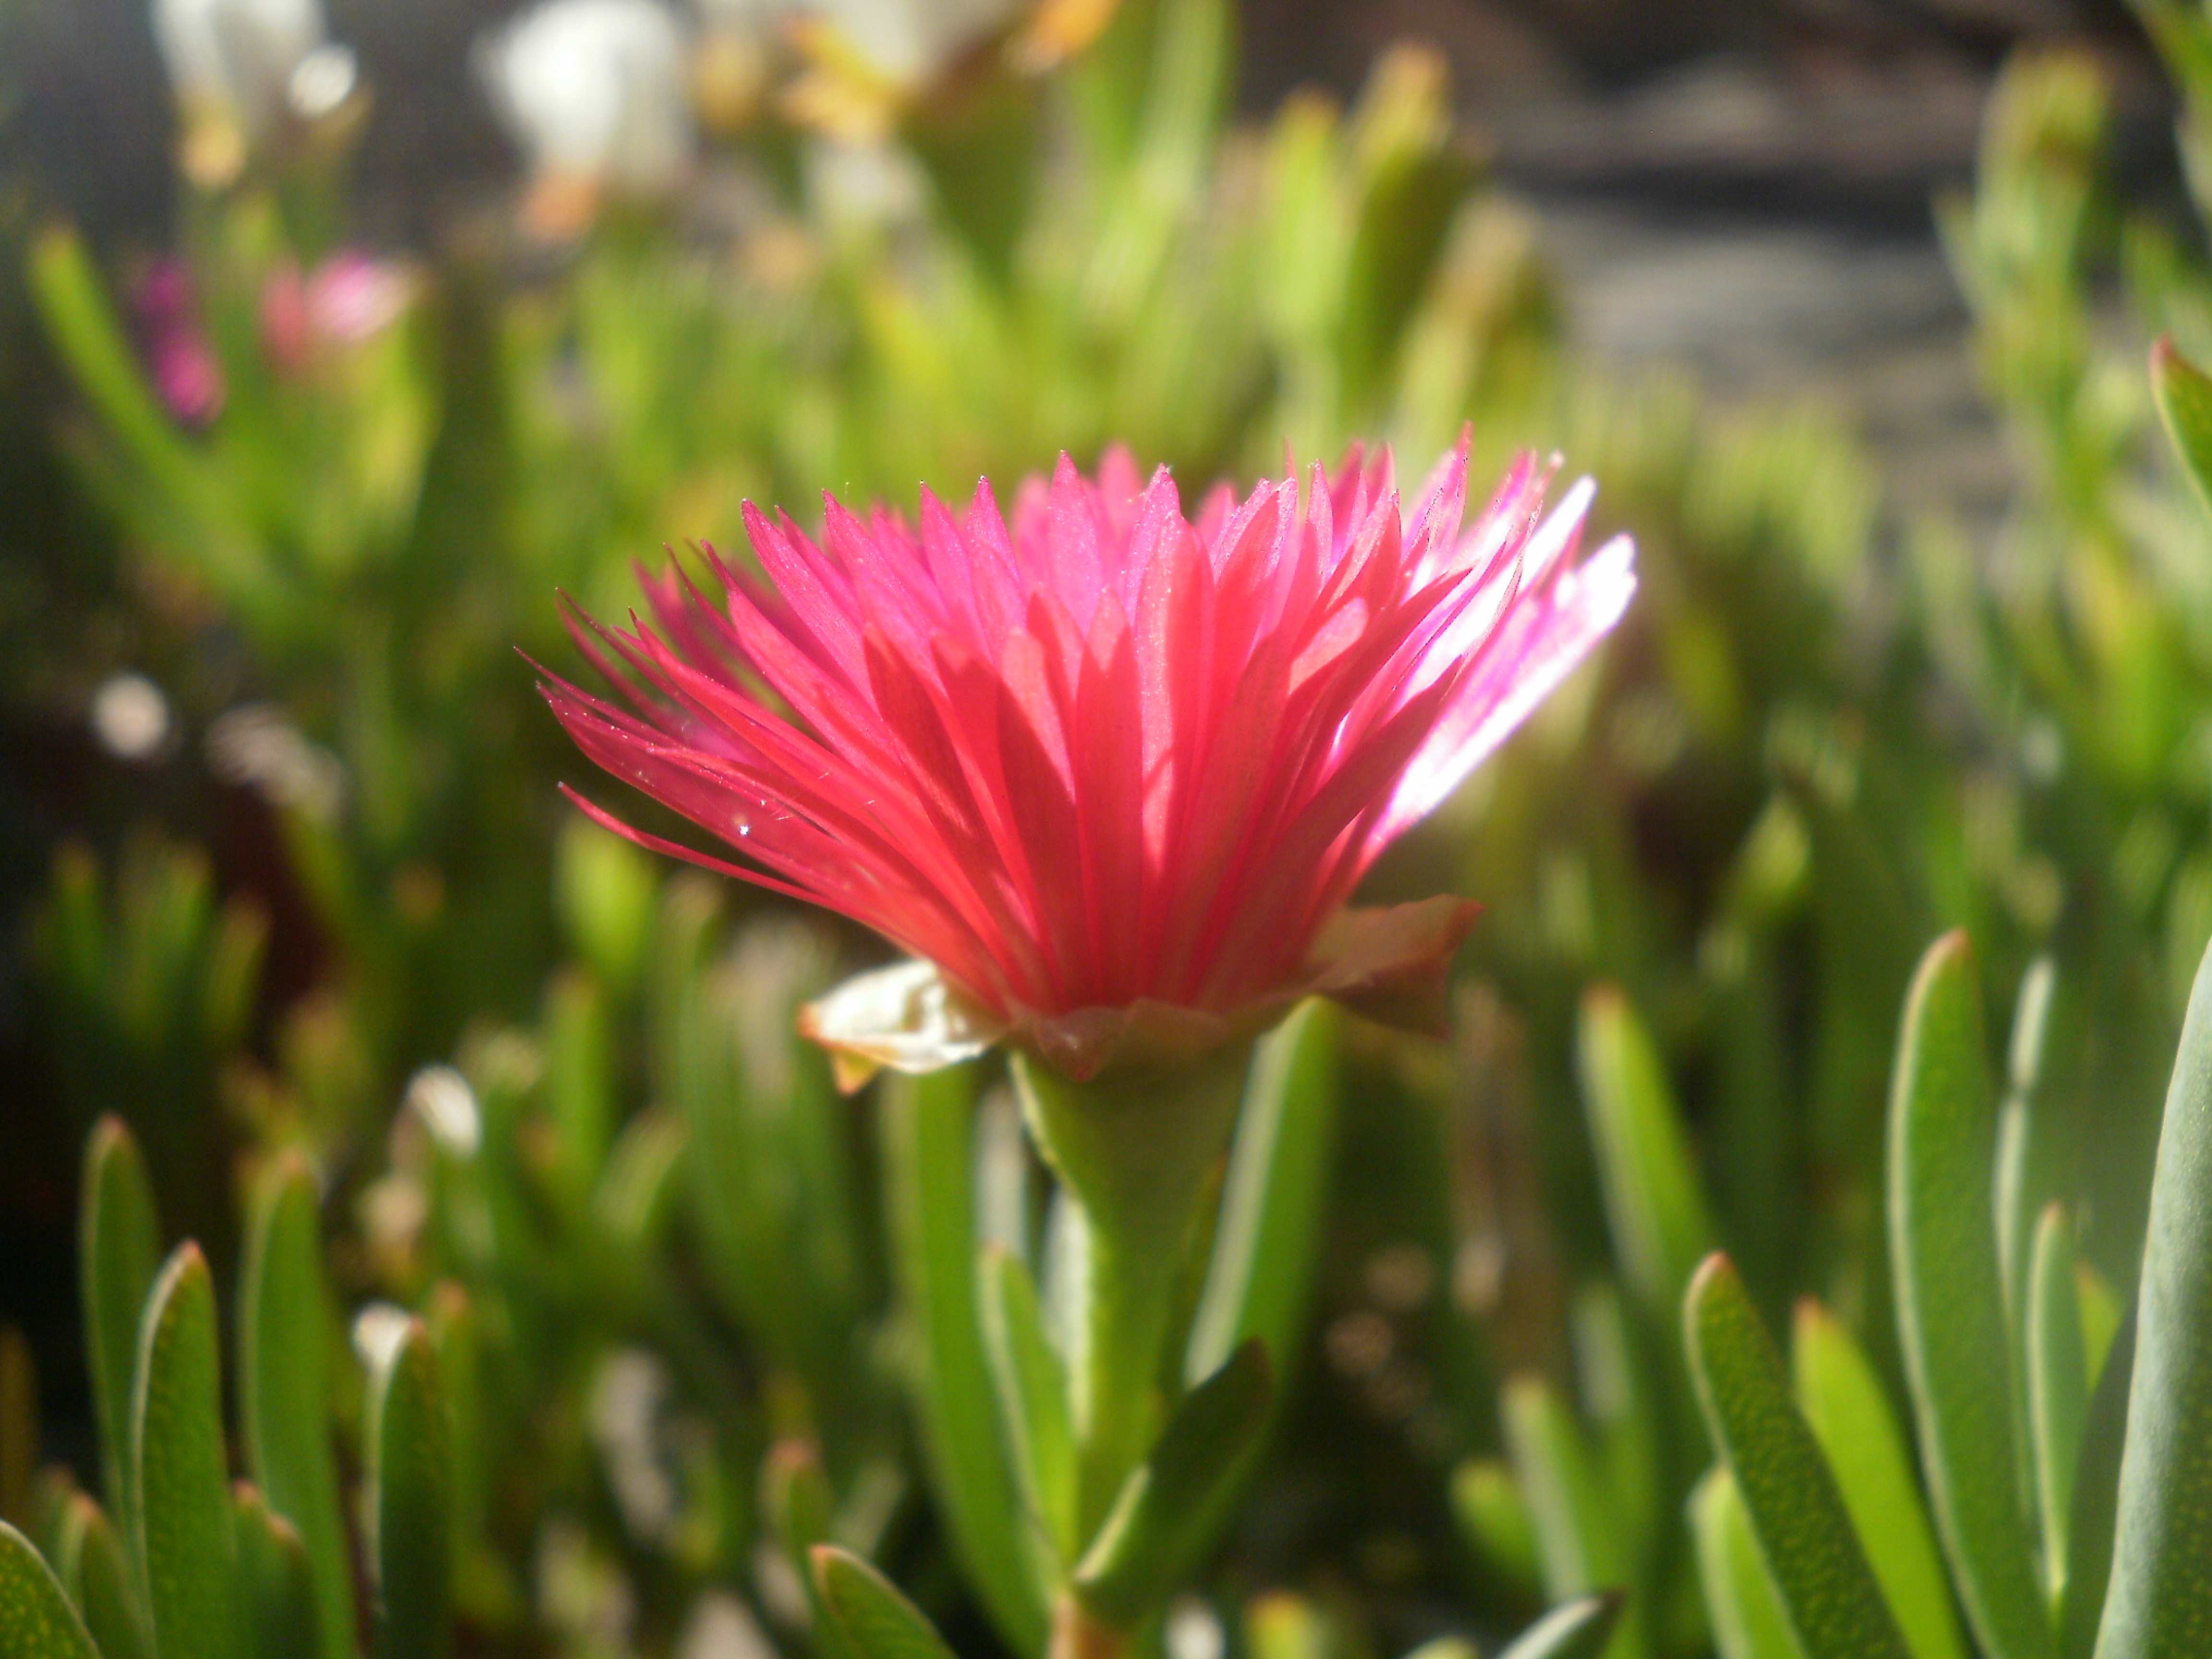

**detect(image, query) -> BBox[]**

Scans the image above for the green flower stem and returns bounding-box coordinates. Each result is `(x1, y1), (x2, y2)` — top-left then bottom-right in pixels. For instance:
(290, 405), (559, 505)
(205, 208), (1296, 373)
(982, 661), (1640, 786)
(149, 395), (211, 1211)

(1011, 1045), (1251, 1547)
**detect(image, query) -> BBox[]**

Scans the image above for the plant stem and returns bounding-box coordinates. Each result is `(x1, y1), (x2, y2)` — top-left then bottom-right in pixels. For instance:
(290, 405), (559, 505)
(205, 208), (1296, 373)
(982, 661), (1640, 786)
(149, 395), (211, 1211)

(1011, 1044), (1251, 1536)
(1051, 1592), (1132, 1659)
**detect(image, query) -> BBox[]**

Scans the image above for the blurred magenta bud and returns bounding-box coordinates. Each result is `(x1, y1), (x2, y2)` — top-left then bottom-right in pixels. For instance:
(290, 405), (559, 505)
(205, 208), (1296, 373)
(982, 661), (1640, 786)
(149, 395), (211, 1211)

(137, 258), (225, 428)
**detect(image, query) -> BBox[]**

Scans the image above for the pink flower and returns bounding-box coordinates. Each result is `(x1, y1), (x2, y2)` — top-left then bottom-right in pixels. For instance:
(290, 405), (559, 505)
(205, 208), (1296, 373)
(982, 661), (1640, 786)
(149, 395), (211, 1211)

(542, 437), (1635, 1080)
(137, 259), (224, 428)
(261, 251), (416, 373)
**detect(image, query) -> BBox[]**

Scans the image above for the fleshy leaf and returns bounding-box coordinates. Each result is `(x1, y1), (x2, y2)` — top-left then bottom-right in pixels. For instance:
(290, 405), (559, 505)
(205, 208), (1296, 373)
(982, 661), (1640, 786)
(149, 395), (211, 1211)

(365, 1319), (451, 1659)
(1185, 999), (1341, 1387)
(132, 1246), (240, 1659)
(978, 1245), (1079, 1564)
(1793, 1301), (1967, 1659)
(1685, 1254), (1911, 1659)
(1887, 934), (2051, 1659)
(239, 1154), (357, 1659)
(1072, 1340), (1273, 1627)
(0, 1521), (99, 1659)
(809, 1546), (960, 1659)
(878, 1069), (1051, 1650)
(2152, 337), (2212, 522)
(2093, 931), (2212, 1659)
(1500, 1594), (1630, 1659)
(81, 1118), (160, 1541)
(1691, 1469), (1803, 1659)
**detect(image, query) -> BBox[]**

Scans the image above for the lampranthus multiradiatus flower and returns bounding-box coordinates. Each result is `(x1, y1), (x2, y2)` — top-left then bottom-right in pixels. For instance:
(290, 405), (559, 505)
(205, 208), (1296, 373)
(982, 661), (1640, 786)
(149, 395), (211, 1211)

(542, 437), (1635, 1083)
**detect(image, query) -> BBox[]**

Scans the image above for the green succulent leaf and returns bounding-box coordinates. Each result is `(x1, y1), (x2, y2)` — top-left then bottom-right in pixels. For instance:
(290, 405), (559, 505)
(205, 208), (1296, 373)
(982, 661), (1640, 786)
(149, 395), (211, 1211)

(1451, 1457), (1541, 1595)
(365, 1319), (451, 1659)
(1072, 1339), (1273, 1628)
(1577, 985), (1718, 1337)
(81, 1117), (160, 1540)
(1185, 1000), (1341, 1389)
(1887, 934), (2053, 1659)
(880, 1068), (1051, 1650)
(2027, 1206), (2089, 1614)
(1691, 1468), (1803, 1659)
(764, 1439), (836, 1571)
(2093, 935), (2212, 1659)
(809, 1545), (960, 1659)
(131, 1245), (240, 1659)
(1685, 1254), (1911, 1659)
(52, 1496), (151, 1659)
(2152, 337), (2212, 521)
(239, 1154), (358, 1659)
(979, 1244), (1079, 1562)
(1501, 1375), (1642, 1659)
(0, 1521), (99, 1659)
(1994, 959), (2058, 1336)
(1792, 1301), (1968, 1659)
(235, 1484), (321, 1659)
(2062, 1313), (2133, 1659)
(1499, 1594), (1630, 1659)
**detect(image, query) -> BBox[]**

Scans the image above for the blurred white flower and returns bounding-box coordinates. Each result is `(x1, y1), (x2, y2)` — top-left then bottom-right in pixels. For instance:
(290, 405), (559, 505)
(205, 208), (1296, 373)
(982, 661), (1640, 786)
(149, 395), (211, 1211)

(349, 1302), (415, 1372)
(480, 0), (696, 210)
(678, 1594), (778, 1659)
(801, 0), (1015, 84)
(286, 41), (359, 120)
(90, 673), (171, 761)
(152, 0), (331, 139)
(206, 702), (347, 819)
(405, 1064), (483, 1158)
(1165, 1599), (1226, 1659)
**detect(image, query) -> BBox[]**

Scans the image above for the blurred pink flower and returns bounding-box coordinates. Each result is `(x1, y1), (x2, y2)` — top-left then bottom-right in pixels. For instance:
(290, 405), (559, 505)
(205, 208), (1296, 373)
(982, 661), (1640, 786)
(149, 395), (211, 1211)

(261, 251), (416, 372)
(543, 437), (1635, 1078)
(137, 259), (224, 428)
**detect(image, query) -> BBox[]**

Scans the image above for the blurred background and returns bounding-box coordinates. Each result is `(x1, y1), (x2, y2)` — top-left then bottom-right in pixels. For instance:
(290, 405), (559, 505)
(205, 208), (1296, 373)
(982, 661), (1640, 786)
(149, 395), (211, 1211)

(8, 0), (2212, 1651)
